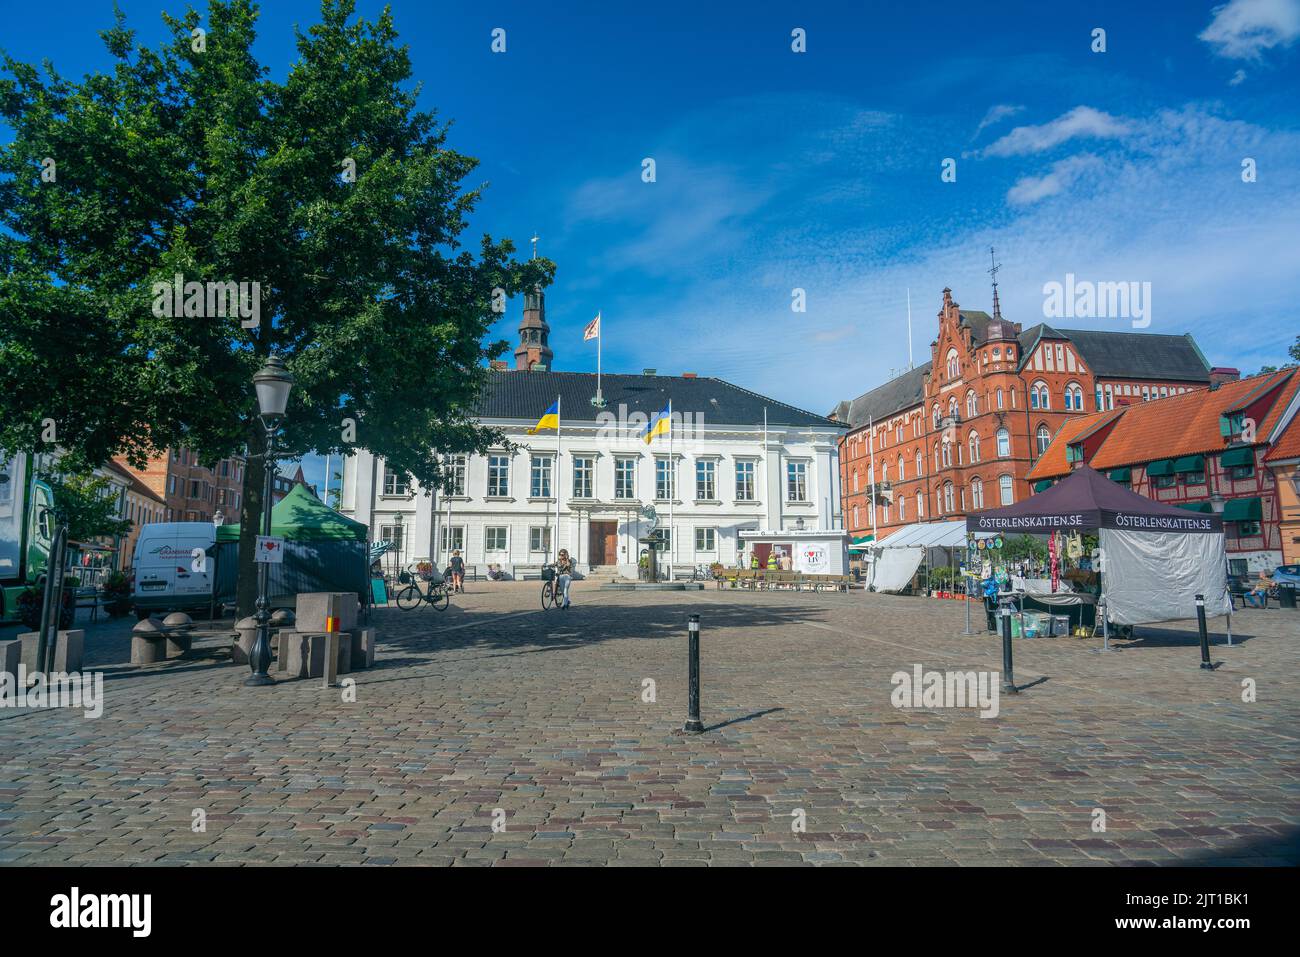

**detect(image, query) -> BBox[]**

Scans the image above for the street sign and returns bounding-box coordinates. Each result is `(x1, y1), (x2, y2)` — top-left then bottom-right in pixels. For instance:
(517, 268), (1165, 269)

(255, 535), (285, 563)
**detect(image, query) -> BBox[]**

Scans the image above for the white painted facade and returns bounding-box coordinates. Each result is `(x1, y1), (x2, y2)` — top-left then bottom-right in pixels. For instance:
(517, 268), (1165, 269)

(340, 413), (843, 579)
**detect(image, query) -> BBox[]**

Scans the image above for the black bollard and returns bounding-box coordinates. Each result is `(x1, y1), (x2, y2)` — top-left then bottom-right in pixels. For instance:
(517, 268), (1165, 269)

(684, 614), (704, 733)
(1000, 605), (1018, 694)
(1196, 593), (1212, 670)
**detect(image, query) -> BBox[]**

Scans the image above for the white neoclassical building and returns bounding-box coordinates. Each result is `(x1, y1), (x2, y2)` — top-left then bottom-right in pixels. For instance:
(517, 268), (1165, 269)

(340, 369), (846, 579)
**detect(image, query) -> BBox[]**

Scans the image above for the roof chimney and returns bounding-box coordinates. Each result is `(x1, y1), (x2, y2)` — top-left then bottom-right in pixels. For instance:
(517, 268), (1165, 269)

(1209, 367), (1240, 389)
(642, 368), (657, 376)
(682, 372), (697, 378)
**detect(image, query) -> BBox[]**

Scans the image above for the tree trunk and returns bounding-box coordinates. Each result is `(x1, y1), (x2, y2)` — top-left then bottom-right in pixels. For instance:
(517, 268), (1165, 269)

(236, 420), (266, 620)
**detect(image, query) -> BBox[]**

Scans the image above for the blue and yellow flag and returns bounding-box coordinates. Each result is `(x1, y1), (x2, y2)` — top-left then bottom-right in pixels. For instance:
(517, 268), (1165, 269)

(528, 400), (559, 434)
(639, 399), (671, 445)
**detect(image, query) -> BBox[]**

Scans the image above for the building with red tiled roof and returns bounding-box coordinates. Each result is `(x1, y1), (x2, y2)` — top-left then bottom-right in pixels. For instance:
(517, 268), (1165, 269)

(1028, 369), (1300, 574)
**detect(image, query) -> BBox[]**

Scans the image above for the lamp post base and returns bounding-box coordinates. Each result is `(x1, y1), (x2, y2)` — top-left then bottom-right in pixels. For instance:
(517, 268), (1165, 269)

(244, 673), (275, 687)
(683, 719), (704, 734)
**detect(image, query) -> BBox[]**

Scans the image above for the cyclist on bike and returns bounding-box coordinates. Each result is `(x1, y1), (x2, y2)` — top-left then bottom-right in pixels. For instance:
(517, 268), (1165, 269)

(556, 548), (574, 609)
(449, 549), (465, 593)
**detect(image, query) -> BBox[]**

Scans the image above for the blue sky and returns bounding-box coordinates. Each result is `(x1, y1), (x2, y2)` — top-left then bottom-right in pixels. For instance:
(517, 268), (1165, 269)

(4, 0), (1300, 497)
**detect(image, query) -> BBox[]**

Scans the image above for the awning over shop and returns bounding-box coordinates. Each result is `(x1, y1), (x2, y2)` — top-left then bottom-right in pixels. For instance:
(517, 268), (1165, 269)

(1222, 497), (1262, 522)
(1173, 454), (1205, 473)
(1145, 459), (1174, 477)
(848, 534), (875, 551)
(1220, 446), (1254, 468)
(1176, 501), (1213, 513)
(1108, 467), (1131, 483)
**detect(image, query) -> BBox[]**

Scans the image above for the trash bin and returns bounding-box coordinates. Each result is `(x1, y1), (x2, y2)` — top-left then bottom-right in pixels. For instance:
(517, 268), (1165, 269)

(1280, 583), (1297, 609)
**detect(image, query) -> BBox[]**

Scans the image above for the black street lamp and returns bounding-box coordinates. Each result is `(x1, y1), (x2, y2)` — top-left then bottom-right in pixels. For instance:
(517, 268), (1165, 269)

(246, 355), (294, 687)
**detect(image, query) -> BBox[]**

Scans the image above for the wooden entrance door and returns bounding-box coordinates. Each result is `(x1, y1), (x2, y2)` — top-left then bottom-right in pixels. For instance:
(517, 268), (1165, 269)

(589, 521), (618, 565)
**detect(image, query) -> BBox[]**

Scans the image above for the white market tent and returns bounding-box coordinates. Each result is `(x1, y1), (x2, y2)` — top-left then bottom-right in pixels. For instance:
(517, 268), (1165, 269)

(867, 520), (990, 593)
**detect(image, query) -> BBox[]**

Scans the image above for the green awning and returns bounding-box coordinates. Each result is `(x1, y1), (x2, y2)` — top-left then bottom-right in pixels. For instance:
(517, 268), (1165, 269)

(1145, 459), (1174, 477)
(848, 534), (875, 551)
(1221, 446), (1254, 468)
(1173, 454), (1205, 473)
(1108, 467), (1131, 483)
(1033, 479), (1053, 492)
(1222, 497), (1262, 522)
(1176, 501), (1213, 513)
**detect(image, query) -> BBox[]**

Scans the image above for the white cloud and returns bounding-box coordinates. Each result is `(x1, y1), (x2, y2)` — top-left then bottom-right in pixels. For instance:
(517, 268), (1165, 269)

(1006, 154), (1103, 205)
(1230, 68), (1249, 84)
(982, 106), (1130, 157)
(1200, 0), (1300, 60)
(973, 103), (1025, 139)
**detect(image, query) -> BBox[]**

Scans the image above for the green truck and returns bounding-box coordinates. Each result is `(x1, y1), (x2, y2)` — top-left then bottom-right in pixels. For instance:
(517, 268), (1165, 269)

(0, 451), (55, 625)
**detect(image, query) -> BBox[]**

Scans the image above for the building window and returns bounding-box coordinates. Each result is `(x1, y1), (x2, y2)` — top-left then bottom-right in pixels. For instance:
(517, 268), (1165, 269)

(786, 461), (808, 502)
(378, 523), (405, 554)
(1236, 521), (1261, 537)
(971, 478), (984, 510)
(915, 450), (923, 477)
(530, 455), (553, 498)
(1036, 425), (1051, 455)
(941, 439), (952, 468)
(999, 474), (1014, 505)
(696, 459), (716, 500)
(881, 462), (890, 486)
(446, 454), (467, 496)
(382, 466), (408, 496)
(996, 428), (1010, 457)
(1105, 385), (1114, 409)
(932, 404), (941, 429)
(572, 456), (593, 498)
(529, 526), (552, 553)
(916, 491), (924, 518)
(487, 455), (510, 497)
(946, 348), (959, 380)
(615, 457), (636, 499)
(968, 431), (980, 463)
(485, 526), (508, 551)
(732, 460), (755, 502)
(1030, 381), (1049, 410)
(966, 391), (978, 418)
(656, 458), (676, 501)
(897, 454), (905, 481)
(440, 525), (465, 554)
(996, 388), (1004, 409)
(695, 527), (716, 552)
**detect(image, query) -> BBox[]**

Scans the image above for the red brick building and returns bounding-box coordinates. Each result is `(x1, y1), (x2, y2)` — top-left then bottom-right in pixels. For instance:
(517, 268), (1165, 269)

(114, 448), (246, 526)
(1028, 369), (1300, 575)
(832, 287), (1216, 543)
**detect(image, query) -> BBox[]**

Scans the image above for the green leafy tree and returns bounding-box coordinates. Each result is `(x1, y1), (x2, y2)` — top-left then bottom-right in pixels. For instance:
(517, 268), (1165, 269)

(0, 0), (552, 615)
(41, 470), (132, 542)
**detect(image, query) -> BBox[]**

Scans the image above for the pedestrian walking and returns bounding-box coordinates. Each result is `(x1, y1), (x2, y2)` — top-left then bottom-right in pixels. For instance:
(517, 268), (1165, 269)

(556, 548), (574, 609)
(449, 549), (465, 593)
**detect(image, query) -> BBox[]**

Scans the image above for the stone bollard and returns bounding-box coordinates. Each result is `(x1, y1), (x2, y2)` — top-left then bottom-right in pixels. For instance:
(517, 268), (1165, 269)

(53, 630), (84, 672)
(295, 592), (358, 633)
(130, 618), (166, 666)
(16, 632), (41, 670)
(232, 616), (259, 666)
(349, 628), (377, 669)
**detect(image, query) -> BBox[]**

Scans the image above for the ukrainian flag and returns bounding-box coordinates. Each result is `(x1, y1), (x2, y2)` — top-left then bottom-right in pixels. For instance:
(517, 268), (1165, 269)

(639, 399), (671, 445)
(528, 400), (559, 434)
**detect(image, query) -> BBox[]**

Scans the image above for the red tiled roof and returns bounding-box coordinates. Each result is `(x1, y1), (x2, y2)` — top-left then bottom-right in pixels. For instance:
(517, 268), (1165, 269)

(1032, 370), (1300, 478)
(1266, 412), (1300, 462)
(1027, 410), (1123, 480)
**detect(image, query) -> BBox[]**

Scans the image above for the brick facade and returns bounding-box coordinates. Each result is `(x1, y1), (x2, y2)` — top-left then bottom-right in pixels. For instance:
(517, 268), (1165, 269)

(115, 448), (246, 526)
(835, 288), (1213, 543)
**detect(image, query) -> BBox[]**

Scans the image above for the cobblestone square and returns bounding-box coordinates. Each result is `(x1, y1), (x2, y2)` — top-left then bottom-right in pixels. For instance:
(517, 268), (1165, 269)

(2, 584), (1297, 866)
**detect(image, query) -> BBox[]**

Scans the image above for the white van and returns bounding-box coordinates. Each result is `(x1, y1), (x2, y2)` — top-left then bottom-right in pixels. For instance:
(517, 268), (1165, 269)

(131, 522), (216, 617)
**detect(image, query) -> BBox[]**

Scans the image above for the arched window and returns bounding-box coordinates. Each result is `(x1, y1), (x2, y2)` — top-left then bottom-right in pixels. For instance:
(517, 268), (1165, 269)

(853, 470), (859, 492)
(1063, 382), (1083, 411)
(932, 404), (941, 429)
(999, 474), (1014, 505)
(1030, 380), (1050, 410)
(881, 461), (890, 485)
(968, 430), (981, 463)
(966, 390), (978, 418)
(916, 491), (924, 518)
(1095, 387), (1104, 410)
(898, 495), (906, 521)
(915, 450), (923, 477)
(946, 348), (959, 380)
(948, 396), (959, 420)
(941, 438), (952, 468)
(1036, 425), (1052, 454)
(897, 454), (905, 482)
(943, 482), (955, 513)
(996, 428), (1010, 457)
(934, 443), (940, 471)
(996, 387), (1004, 409)
(971, 477), (984, 509)
(853, 505), (859, 527)
(1104, 385), (1114, 409)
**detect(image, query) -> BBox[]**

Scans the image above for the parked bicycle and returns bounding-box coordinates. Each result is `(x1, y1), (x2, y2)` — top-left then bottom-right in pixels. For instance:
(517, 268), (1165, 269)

(540, 563), (559, 610)
(395, 562), (451, 611)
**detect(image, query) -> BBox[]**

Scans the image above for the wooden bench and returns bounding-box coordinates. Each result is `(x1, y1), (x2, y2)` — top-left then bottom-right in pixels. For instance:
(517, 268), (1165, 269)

(73, 586), (103, 622)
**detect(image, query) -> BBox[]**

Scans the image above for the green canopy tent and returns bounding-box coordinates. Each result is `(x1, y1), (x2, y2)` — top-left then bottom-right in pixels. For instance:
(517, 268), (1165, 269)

(213, 485), (371, 610)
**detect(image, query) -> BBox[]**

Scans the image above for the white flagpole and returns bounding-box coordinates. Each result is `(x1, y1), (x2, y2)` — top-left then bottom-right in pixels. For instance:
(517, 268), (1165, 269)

(596, 312), (602, 403)
(555, 394), (562, 565)
(668, 399), (675, 581)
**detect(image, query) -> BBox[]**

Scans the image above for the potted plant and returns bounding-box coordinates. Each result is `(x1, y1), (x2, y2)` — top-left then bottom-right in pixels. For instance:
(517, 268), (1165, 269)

(17, 579), (76, 630)
(102, 570), (132, 617)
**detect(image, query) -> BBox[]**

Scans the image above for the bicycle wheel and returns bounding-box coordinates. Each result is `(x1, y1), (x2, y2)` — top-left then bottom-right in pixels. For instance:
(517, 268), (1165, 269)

(431, 584), (450, 610)
(541, 581), (556, 610)
(395, 584), (423, 610)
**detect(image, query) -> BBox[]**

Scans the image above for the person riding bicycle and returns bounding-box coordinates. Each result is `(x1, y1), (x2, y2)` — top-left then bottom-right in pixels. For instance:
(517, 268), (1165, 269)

(556, 548), (574, 609)
(449, 549), (465, 593)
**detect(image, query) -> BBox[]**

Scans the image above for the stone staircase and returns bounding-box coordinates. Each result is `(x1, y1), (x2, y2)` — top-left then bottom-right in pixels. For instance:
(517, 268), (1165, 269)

(582, 564), (630, 585)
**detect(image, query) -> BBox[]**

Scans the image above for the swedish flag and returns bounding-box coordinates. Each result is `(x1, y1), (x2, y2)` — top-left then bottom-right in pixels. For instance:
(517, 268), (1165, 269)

(639, 399), (671, 445)
(528, 400), (559, 434)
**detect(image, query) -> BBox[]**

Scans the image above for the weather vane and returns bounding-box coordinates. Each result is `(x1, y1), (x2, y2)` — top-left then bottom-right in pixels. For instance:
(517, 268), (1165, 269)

(531, 233), (538, 260)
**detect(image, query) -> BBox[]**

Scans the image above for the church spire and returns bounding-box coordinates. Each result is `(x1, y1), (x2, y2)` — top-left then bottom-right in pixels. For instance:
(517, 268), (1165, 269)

(988, 245), (1002, 321)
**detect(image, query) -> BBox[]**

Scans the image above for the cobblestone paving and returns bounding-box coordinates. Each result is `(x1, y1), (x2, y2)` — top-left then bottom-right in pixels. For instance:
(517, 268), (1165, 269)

(2, 583), (1298, 866)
